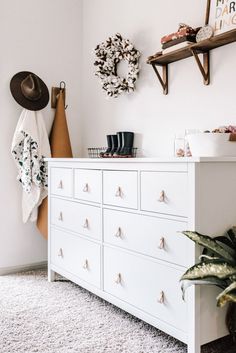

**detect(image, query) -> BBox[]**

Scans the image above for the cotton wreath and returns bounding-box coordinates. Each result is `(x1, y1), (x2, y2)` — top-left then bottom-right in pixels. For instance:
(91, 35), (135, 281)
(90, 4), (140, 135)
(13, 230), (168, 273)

(94, 33), (141, 98)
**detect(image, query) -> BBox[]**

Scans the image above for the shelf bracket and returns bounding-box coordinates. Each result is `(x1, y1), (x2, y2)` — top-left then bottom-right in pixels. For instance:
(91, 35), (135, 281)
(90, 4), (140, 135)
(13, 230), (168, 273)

(191, 49), (210, 85)
(151, 64), (168, 95)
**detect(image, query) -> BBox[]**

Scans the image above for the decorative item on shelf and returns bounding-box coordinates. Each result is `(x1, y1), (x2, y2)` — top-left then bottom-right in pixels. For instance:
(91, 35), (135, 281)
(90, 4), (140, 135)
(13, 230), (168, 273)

(147, 23), (199, 65)
(196, 25), (214, 42)
(161, 23), (199, 45)
(161, 23), (200, 55)
(209, 0), (236, 36)
(174, 134), (185, 157)
(186, 125), (236, 157)
(94, 33), (141, 98)
(180, 228), (236, 339)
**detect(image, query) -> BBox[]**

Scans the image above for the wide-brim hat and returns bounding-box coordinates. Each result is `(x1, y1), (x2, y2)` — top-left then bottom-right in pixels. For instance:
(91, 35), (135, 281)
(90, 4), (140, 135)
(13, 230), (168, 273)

(10, 71), (49, 111)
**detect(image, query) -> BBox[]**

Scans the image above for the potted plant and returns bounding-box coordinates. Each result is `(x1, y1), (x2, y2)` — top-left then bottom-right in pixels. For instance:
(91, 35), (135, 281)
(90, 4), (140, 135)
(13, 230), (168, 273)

(181, 228), (236, 339)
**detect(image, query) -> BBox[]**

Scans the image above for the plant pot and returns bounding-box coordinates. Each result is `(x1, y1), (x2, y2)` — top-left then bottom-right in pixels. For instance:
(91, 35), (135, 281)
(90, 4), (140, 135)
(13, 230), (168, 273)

(226, 302), (236, 341)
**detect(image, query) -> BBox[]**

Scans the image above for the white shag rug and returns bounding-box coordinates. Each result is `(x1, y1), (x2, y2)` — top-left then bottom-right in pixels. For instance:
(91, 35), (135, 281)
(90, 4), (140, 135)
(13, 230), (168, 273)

(0, 270), (234, 353)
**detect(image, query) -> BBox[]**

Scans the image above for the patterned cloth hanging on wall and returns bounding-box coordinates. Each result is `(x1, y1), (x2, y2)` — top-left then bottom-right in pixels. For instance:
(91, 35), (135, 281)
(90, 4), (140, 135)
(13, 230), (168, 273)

(11, 109), (51, 223)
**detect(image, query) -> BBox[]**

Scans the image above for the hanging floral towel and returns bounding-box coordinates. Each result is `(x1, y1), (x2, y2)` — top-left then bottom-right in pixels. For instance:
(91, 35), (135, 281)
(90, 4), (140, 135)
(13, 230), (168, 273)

(11, 109), (51, 223)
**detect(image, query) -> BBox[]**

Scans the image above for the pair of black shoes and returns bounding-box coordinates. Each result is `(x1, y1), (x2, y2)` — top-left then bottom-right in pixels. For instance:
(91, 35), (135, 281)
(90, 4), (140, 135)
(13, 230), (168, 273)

(103, 132), (134, 157)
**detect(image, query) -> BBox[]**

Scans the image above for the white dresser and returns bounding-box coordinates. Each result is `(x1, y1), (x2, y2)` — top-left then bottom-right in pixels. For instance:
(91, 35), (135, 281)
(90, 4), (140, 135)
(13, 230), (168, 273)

(47, 157), (236, 353)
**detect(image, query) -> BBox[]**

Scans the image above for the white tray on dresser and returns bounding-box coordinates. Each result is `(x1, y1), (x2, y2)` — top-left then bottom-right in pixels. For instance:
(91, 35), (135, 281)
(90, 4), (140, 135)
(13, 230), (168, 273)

(46, 157), (236, 353)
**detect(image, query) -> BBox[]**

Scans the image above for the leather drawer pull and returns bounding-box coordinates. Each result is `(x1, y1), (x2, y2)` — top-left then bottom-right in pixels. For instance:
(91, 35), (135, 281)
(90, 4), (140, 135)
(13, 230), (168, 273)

(115, 273), (122, 284)
(158, 291), (165, 304)
(158, 190), (165, 202)
(58, 180), (63, 189)
(115, 227), (122, 238)
(58, 248), (63, 257)
(58, 212), (63, 221)
(158, 237), (165, 249)
(83, 219), (89, 229)
(83, 183), (89, 192)
(83, 259), (89, 270)
(115, 186), (123, 198)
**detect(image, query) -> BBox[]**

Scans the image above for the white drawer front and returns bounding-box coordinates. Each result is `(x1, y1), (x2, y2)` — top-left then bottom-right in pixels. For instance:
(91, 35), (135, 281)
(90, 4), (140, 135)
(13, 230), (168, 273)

(51, 168), (73, 198)
(51, 228), (101, 288)
(103, 171), (138, 209)
(51, 198), (101, 240)
(104, 247), (187, 331)
(141, 171), (188, 217)
(103, 209), (188, 267)
(74, 169), (102, 203)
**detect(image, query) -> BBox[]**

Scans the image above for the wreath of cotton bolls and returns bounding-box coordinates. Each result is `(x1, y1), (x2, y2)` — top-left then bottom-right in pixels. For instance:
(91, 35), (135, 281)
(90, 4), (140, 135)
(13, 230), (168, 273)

(94, 33), (141, 98)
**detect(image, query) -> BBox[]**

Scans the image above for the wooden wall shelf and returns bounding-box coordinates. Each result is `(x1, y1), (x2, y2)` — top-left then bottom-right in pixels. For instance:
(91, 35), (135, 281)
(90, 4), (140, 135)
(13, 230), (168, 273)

(147, 29), (236, 94)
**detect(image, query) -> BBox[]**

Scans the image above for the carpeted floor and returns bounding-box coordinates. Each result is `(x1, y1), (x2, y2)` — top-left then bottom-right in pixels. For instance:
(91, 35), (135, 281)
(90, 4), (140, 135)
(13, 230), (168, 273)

(0, 270), (234, 353)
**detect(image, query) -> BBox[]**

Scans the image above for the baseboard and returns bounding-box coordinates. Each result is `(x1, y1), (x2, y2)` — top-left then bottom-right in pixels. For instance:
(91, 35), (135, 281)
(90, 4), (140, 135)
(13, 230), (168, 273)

(0, 261), (47, 276)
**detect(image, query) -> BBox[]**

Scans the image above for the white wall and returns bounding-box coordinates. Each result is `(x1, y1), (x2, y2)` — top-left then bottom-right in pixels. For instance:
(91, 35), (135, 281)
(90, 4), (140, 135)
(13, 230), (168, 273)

(81, 0), (236, 157)
(0, 0), (82, 271)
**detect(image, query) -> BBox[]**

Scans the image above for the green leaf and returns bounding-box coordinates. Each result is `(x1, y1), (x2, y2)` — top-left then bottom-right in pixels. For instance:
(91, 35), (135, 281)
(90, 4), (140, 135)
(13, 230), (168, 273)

(217, 282), (236, 307)
(182, 231), (236, 264)
(215, 235), (235, 250)
(181, 277), (225, 301)
(181, 261), (236, 281)
(227, 228), (236, 250)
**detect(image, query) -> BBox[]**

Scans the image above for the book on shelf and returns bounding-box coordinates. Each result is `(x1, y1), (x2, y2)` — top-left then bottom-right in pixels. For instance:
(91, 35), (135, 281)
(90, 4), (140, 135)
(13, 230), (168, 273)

(162, 35), (196, 49)
(162, 41), (193, 55)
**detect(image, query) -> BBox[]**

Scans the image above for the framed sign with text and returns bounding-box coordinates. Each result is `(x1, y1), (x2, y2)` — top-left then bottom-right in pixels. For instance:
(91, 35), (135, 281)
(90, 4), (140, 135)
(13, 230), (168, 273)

(209, 0), (236, 35)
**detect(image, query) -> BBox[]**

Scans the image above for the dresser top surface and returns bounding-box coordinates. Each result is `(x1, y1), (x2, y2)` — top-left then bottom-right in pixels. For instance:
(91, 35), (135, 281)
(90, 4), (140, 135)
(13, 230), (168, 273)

(45, 157), (236, 163)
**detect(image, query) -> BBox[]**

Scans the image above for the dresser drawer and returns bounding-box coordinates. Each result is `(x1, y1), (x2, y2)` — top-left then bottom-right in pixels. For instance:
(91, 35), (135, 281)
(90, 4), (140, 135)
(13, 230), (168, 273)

(103, 209), (188, 267)
(74, 169), (102, 203)
(51, 228), (101, 288)
(104, 247), (187, 331)
(103, 171), (138, 209)
(51, 168), (73, 198)
(51, 198), (101, 240)
(141, 171), (188, 217)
